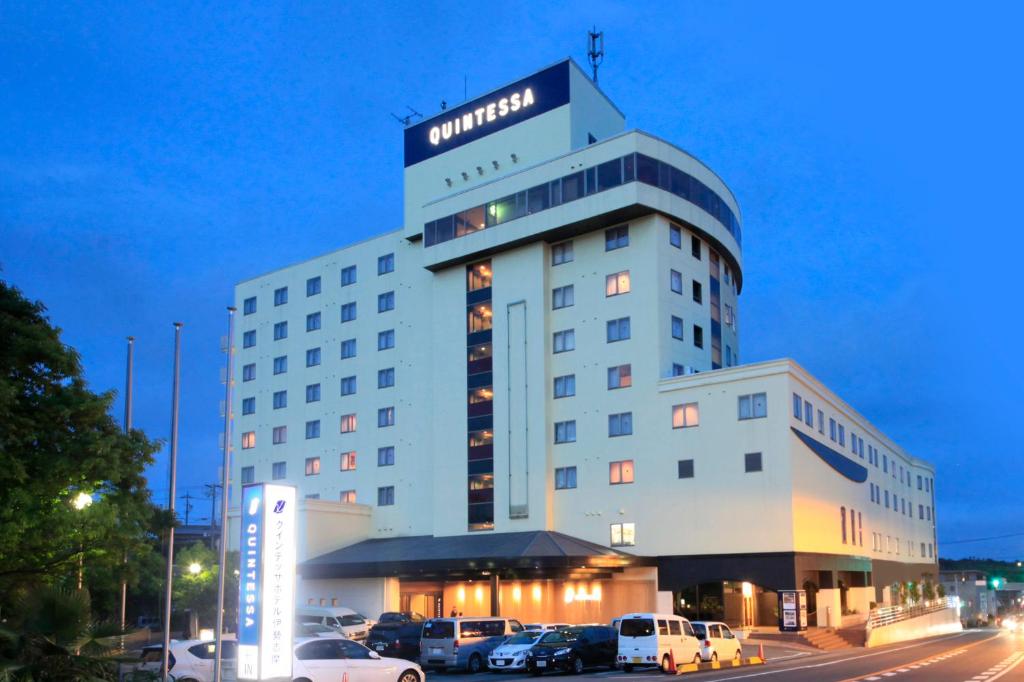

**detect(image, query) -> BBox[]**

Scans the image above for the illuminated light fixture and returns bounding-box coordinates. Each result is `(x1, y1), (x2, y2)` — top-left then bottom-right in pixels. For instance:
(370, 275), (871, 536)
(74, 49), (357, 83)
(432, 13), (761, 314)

(457, 586), (466, 602)
(492, 160), (499, 169)
(564, 586), (575, 604)
(73, 492), (93, 510)
(512, 584), (522, 601)
(742, 582), (753, 598)
(488, 205), (497, 217)
(189, 562), (202, 575)
(532, 584), (542, 601)
(475, 585), (484, 602)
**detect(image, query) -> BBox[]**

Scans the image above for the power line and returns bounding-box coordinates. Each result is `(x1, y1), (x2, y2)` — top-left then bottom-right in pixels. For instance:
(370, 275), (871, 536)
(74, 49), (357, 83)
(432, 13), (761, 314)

(942, 531), (1024, 546)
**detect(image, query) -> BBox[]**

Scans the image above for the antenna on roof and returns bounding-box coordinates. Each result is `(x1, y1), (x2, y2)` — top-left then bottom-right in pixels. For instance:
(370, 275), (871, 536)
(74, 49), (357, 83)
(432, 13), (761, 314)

(587, 27), (604, 84)
(390, 106), (423, 127)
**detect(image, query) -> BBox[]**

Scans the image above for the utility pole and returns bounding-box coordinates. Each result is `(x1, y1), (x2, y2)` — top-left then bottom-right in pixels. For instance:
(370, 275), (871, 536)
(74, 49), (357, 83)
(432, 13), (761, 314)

(181, 492), (194, 526)
(121, 336), (134, 635)
(213, 306), (236, 682)
(205, 483), (221, 529)
(161, 322), (183, 682)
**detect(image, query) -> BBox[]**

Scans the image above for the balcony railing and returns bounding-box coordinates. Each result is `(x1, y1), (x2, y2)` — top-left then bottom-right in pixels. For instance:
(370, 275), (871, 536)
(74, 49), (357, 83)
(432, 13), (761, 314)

(867, 597), (958, 629)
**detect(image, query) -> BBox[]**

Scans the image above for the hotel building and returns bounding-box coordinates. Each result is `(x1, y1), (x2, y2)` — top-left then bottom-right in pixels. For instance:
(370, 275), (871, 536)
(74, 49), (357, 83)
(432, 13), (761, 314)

(230, 59), (938, 629)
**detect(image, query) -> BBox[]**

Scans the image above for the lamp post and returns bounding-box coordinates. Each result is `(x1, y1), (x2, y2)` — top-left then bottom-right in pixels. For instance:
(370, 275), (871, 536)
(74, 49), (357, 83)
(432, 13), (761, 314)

(189, 562), (202, 576)
(161, 322), (184, 682)
(73, 491), (93, 590)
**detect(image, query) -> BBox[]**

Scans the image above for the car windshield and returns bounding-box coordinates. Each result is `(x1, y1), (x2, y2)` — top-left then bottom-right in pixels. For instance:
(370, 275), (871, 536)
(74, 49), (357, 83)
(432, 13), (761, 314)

(619, 618), (656, 637)
(340, 615), (366, 626)
(505, 632), (541, 645)
(539, 630), (576, 644)
(422, 621), (455, 639)
(692, 623), (707, 638)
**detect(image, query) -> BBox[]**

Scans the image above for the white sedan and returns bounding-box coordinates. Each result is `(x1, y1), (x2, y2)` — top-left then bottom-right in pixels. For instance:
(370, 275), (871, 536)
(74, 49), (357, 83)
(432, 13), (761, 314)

(293, 637), (424, 682)
(134, 639), (237, 682)
(488, 630), (545, 671)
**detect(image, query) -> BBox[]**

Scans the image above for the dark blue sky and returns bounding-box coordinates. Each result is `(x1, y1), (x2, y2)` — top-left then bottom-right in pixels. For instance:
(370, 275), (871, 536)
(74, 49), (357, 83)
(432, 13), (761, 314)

(2, 2), (1021, 558)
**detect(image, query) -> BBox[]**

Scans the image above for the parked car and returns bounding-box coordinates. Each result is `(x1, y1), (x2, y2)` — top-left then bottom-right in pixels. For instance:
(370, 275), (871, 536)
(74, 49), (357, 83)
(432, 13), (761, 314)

(691, 621), (743, 663)
(297, 622), (346, 638)
(378, 612), (425, 624)
(297, 606), (372, 641)
(615, 612), (702, 671)
(367, 614), (426, 661)
(419, 616), (524, 673)
(525, 625), (617, 675)
(293, 636), (423, 682)
(134, 638), (237, 682)
(522, 623), (571, 632)
(487, 630), (546, 671)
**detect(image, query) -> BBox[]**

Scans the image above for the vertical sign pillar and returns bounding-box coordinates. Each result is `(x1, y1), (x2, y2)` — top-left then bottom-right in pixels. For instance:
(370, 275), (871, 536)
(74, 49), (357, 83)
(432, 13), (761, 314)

(238, 483), (296, 681)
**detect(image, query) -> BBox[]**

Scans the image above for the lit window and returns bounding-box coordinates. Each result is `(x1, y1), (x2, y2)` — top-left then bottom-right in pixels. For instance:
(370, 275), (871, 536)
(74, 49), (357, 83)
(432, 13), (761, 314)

(273, 287), (288, 306)
(678, 460), (694, 479)
(306, 276), (321, 297)
(671, 316), (684, 340)
(377, 253), (395, 275)
(341, 265), (357, 286)
(378, 329), (395, 350)
(340, 414), (357, 433)
(241, 431), (255, 449)
(273, 355), (287, 374)
(272, 390), (287, 409)
(340, 489), (356, 504)
(468, 430), (493, 447)
(241, 466), (254, 484)
(272, 461), (286, 480)
(340, 376), (356, 396)
(305, 457), (320, 476)
(378, 368), (395, 388)
(608, 412), (633, 437)
(745, 452), (763, 472)
(553, 329), (575, 353)
(607, 364), (632, 389)
(306, 312), (321, 332)
(377, 406), (395, 428)
(610, 522), (635, 546)
(273, 321), (287, 340)
(553, 374), (575, 398)
(552, 285), (574, 310)
(554, 420), (576, 444)
(609, 460), (635, 484)
(672, 402), (699, 428)
(606, 317), (630, 342)
(669, 224), (682, 248)
(305, 420), (320, 439)
(341, 338), (356, 359)
(738, 393), (767, 420)
(377, 486), (395, 506)
(605, 225), (629, 251)
(552, 241), (574, 265)
(555, 466), (577, 489)
(378, 291), (395, 312)
(466, 261), (492, 291)
(243, 297), (256, 315)
(305, 383), (321, 403)
(272, 426), (286, 444)
(670, 270), (683, 294)
(377, 446), (395, 466)
(606, 271), (631, 296)
(242, 363), (255, 382)
(341, 302), (357, 322)
(242, 397), (255, 415)
(467, 303), (492, 333)
(306, 347), (321, 367)
(340, 451), (356, 471)
(243, 330), (256, 348)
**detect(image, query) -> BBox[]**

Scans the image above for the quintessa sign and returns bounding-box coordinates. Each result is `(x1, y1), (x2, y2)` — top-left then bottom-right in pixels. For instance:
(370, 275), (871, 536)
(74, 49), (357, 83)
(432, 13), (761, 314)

(428, 88), (536, 146)
(404, 60), (571, 167)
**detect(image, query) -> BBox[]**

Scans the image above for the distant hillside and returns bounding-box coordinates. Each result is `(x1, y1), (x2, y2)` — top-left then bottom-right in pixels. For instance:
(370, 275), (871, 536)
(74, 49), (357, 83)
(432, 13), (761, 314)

(940, 557), (1023, 582)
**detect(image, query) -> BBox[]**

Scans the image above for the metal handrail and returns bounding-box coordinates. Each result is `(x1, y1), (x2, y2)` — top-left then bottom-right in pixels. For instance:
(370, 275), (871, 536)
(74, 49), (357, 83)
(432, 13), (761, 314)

(867, 597), (957, 630)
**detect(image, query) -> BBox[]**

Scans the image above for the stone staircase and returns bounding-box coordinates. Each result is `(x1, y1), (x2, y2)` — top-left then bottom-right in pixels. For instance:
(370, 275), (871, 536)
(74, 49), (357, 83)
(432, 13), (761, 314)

(799, 628), (852, 650)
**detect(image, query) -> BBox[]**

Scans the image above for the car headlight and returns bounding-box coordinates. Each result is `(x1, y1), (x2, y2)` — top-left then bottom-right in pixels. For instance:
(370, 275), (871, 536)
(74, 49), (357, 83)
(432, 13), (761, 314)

(554, 648), (572, 657)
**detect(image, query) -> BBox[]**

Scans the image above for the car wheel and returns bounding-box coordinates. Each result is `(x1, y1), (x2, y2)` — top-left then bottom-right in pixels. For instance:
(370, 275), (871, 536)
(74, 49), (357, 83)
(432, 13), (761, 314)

(623, 664), (634, 672)
(572, 656), (584, 675)
(468, 654), (483, 674)
(692, 653), (702, 664)
(660, 654), (672, 673)
(399, 670), (420, 682)
(293, 678), (313, 682)
(734, 648), (742, 662)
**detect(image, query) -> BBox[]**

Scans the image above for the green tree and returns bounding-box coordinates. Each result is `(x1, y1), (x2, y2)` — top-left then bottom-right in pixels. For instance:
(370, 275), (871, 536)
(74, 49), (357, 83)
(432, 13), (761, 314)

(0, 278), (166, 619)
(172, 544), (239, 631)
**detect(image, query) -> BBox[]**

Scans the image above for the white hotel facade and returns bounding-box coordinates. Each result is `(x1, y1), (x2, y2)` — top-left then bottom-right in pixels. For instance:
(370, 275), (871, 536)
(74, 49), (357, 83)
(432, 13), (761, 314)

(229, 59), (938, 629)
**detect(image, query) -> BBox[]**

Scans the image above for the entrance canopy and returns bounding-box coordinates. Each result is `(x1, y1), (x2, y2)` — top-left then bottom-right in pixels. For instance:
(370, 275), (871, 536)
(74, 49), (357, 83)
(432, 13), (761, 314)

(301, 531), (651, 581)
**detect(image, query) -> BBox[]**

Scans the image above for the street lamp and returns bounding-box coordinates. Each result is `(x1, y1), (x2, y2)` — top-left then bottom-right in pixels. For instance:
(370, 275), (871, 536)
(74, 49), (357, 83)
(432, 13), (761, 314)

(189, 562), (202, 575)
(72, 492), (93, 589)
(73, 491), (93, 511)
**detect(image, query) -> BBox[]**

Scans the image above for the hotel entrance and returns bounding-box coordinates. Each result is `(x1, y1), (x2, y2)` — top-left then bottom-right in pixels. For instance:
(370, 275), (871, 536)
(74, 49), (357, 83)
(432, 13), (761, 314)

(400, 582), (444, 618)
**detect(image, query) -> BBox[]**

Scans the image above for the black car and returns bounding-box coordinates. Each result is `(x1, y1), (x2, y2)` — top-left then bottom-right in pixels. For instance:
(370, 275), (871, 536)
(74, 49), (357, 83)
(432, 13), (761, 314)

(367, 614), (426, 661)
(526, 625), (618, 675)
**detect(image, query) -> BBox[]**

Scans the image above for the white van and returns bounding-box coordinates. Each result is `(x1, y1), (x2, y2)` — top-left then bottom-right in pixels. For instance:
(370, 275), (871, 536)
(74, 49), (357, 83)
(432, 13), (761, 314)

(296, 606), (372, 641)
(615, 612), (702, 671)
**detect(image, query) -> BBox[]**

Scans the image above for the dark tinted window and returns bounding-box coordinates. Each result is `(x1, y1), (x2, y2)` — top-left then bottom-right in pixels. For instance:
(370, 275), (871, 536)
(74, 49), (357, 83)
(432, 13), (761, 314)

(340, 614), (366, 626)
(692, 623), (707, 638)
(296, 639), (344, 660)
(668, 621), (681, 636)
(423, 620), (455, 639)
(619, 618), (655, 637)
(339, 640), (373, 659)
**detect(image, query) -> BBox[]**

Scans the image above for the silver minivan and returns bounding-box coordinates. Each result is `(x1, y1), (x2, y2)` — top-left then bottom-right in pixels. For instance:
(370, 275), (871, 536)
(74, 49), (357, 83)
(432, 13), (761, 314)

(420, 616), (524, 672)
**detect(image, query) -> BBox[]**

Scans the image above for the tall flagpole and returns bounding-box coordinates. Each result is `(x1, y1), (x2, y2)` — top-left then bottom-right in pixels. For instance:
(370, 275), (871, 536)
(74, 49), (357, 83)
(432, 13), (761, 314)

(214, 307), (235, 682)
(121, 336), (134, 635)
(161, 323), (183, 682)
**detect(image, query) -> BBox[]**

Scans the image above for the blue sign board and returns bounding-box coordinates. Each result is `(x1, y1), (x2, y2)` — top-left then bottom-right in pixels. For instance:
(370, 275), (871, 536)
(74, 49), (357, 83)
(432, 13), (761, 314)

(404, 60), (571, 167)
(238, 484), (263, 651)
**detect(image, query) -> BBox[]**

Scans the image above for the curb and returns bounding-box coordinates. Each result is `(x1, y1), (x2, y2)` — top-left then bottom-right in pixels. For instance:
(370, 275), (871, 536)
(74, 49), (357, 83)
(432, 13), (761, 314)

(674, 656), (766, 674)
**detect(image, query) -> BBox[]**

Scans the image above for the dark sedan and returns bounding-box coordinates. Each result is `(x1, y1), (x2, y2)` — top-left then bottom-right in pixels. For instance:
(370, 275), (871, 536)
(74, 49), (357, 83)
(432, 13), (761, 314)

(366, 614), (425, 661)
(526, 625), (617, 675)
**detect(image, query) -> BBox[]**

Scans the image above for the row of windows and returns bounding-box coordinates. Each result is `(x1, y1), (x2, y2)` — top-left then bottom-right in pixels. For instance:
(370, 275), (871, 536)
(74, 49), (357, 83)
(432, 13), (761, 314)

(240, 407), (394, 447)
(241, 256), (396, 315)
(869, 532), (935, 559)
(553, 452), (762, 490)
(869, 482), (934, 521)
(240, 368), (396, 413)
(240, 447), (399, 485)
(242, 311), (398, 349)
(243, 469), (398, 508)
(243, 330), (397, 356)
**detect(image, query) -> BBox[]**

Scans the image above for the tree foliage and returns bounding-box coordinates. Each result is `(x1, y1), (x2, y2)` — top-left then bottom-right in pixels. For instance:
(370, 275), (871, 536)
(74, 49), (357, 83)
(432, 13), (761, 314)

(172, 543), (238, 626)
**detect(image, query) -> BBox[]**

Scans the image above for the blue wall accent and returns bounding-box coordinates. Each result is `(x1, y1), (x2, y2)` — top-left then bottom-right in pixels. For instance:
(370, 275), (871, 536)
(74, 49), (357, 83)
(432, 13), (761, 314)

(791, 427), (868, 483)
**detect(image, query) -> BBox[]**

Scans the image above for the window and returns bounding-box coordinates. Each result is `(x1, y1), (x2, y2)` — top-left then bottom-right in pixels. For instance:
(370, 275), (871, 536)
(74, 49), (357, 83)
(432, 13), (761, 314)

(340, 490), (356, 504)
(609, 459), (635, 484)
(378, 368), (395, 388)
(377, 253), (394, 275)
(554, 420), (576, 443)
(691, 235), (701, 259)
(610, 522), (635, 546)
(553, 374), (575, 398)
(241, 466), (255, 484)
(917, 474), (923, 490)
(552, 241), (574, 265)
(670, 270), (683, 294)
(377, 446), (395, 467)
(741, 391), (765, 417)
(669, 224), (682, 248)
(340, 375), (357, 396)
(724, 304), (735, 328)
(274, 287), (288, 306)
(693, 325), (704, 349)
(672, 402), (699, 428)
(553, 329), (575, 353)
(552, 285), (574, 309)
(672, 363), (685, 376)
(607, 364), (632, 389)
(671, 316), (684, 340)
(605, 225), (629, 250)
(555, 466), (577, 489)
(242, 363), (255, 382)
(745, 452), (763, 472)
(305, 420), (320, 439)
(605, 271), (630, 296)
(841, 506), (847, 544)
(378, 406), (395, 427)
(273, 321), (287, 340)
(272, 390), (287, 409)
(243, 297), (256, 315)
(817, 409), (824, 434)
(377, 486), (395, 506)
(829, 418), (837, 441)
(306, 347), (321, 367)
(306, 312), (321, 331)
(243, 330), (256, 348)
(692, 281), (703, 304)
(608, 412), (633, 437)
(884, 490), (890, 508)
(341, 302), (357, 322)
(378, 291), (395, 312)
(306, 276), (321, 297)
(272, 426), (287, 444)
(341, 265), (356, 286)
(241, 431), (255, 449)
(340, 414), (357, 433)
(273, 355), (287, 374)
(804, 401), (814, 427)
(305, 383), (321, 403)
(340, 451), (356, 471)
(883, 454), (888, 472)
(272, 461), (286, 480)
(378, 329), (395, 350)
(341, 338), (356, 359)
(305, 457), (320, 476)
(606, 317), (630, 342)
(838, 424), (846, 447)
(919, 504), (924, 519)
(793, 393), (803, 419)
(242, 397), (255, 415)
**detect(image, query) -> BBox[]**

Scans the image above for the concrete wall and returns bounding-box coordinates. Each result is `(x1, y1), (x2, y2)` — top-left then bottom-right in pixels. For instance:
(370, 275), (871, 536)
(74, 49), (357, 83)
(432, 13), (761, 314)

(298, 577), (400, 620)
(866, 607), (962, 648)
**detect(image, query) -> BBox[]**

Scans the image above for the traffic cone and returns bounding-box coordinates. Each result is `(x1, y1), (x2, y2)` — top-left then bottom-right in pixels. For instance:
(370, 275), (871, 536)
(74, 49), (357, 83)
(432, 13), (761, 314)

(758, 642), (766, 661)
(668, 647), (676, 673)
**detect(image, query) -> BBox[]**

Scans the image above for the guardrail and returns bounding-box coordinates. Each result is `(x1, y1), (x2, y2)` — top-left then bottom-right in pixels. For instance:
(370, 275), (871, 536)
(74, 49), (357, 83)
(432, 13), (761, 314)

(867, 597), (958, 629)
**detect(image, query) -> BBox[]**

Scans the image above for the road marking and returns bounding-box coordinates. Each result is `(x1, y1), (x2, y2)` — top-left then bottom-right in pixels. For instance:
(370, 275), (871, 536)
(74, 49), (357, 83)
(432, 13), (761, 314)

(981, 652), (1024, 682)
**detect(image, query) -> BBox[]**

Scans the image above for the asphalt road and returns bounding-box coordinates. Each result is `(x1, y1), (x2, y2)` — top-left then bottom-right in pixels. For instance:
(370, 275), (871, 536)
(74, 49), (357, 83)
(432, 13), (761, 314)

(451, 630), (1024, 682)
